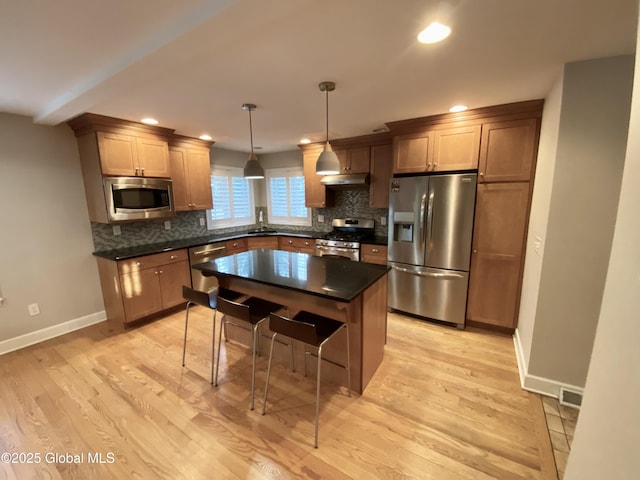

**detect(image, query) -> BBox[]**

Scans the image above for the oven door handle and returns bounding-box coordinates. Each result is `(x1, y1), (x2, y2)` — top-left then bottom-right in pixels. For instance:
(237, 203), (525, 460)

(316, 246), (357, 253)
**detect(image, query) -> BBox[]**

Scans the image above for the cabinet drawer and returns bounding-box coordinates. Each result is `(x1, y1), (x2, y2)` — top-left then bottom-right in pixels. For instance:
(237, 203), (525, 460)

(278, 236), (314, 250)
(226, 238), (248, 253)
(117, 249), (188, 274)
(361, 244), (388, 265)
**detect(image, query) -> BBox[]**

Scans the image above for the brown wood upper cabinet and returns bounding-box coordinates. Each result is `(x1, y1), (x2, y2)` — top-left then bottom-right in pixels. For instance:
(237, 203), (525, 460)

(97, 131), (170, 178)
(301, 143), (334, 208)
(169, 136), (213, 211)
(335, 146), (370, 173)
(393, 125), (480, 174)
(369, 143), (393, 208)
(478, 118), (539, 182)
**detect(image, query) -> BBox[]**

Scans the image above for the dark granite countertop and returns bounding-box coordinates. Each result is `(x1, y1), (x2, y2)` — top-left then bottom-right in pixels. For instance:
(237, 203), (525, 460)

(93, 229), (388, 261)
(193, 249), (390, 302)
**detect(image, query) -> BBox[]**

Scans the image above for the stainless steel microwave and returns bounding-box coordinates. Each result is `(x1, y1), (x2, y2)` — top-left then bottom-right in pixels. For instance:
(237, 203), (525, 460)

(104, 177), (175, 222)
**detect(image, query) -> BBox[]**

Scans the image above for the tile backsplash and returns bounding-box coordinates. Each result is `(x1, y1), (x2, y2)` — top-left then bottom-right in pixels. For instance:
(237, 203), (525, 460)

(91, 189), (388, 252)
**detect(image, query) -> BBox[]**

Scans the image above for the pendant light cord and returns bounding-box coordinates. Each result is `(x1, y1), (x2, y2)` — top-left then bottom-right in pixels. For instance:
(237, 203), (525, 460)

(248, 108), (254, 153)
(325, 89), (329, 143)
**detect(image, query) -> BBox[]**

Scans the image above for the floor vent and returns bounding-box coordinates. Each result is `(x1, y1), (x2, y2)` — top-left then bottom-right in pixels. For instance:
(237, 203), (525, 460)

(559, 387), (583, 409)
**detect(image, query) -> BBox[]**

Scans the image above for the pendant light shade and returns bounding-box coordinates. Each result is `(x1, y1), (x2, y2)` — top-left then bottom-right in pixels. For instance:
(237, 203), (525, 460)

(242, 103), (264, 179)
(316, 81), (340, 175)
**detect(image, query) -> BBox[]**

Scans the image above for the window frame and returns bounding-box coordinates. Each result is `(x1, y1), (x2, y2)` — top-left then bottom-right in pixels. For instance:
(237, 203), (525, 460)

(206, 166), (256, 230)
(265, 166), (312, 227)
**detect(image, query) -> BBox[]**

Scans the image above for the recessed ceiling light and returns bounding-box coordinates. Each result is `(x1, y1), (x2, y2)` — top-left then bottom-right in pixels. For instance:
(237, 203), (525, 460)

(299, 138), (311, 144)
(199, 134), (212, 141)
(449, 105), (468, 113)
(141, 117), (159, 125)
(417, 22), (451, 44)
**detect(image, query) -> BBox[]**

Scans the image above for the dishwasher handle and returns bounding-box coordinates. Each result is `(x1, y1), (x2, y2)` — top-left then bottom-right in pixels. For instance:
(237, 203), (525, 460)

(192, 246), (226, 256)
(391, 264), (464, 279)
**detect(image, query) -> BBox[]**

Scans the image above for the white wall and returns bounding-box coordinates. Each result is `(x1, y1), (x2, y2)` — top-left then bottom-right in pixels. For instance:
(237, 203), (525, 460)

(564, 48), (640, 480)
(516, 72), (563, 372)
(515, 55), (633, 395)
(0, 113), (104, 351)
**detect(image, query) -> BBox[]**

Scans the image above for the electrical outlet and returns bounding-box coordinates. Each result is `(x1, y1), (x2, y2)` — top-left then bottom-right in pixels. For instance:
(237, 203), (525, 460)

(381, 216), (387, 226)
(28, 303), (40, 316)
(199, 217), (205, 226)
(112, 225), (121, 236)
(317, 215), (324, 223)
(164, 220), (171, 230)
(534, 235), (542, 256)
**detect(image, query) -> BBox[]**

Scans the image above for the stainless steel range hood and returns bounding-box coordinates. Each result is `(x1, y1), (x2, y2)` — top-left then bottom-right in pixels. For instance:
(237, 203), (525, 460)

(320, 173), (369, 188)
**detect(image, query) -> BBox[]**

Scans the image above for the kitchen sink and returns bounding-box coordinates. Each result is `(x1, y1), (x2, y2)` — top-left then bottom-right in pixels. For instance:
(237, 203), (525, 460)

(247, 229), (278, 235)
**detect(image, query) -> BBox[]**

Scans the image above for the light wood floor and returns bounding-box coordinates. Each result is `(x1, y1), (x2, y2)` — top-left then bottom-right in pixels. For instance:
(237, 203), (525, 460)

(0, 309), (557, 479)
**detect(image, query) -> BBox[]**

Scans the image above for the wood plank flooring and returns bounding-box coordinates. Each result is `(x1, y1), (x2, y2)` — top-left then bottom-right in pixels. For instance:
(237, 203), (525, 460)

(0, 309), (557, 479)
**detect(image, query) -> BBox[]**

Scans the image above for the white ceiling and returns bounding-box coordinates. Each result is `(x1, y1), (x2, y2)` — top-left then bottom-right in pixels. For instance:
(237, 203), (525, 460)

(1, 0), (637, 152)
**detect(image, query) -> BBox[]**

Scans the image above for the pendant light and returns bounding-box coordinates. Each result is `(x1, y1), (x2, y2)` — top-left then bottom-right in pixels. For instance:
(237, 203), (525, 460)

(242, 103), (264, 179)
(316, 81), (340, 175)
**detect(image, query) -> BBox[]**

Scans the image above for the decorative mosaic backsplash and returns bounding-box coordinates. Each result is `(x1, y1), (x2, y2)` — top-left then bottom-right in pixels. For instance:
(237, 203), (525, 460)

(91, 189), (389, 252)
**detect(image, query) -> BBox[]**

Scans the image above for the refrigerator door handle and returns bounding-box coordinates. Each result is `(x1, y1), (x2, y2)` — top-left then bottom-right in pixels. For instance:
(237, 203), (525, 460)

(390, 264), (464, 279)
(419, 192), (427, 249)
(426, 190), (435, 247)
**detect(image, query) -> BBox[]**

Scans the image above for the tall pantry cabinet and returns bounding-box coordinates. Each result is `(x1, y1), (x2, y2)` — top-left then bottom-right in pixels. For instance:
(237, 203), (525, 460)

(467, 116), (541, 329)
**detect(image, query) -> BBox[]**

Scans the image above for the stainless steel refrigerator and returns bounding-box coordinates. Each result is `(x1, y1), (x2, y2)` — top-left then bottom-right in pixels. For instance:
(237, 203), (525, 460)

(387, 173), (477, 328)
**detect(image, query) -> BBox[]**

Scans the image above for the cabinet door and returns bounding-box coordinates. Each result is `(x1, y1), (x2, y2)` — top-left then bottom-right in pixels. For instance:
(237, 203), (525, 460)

(467, 182), (530, 328)
(158, 260), (191, 309)
(169, 147), (191, 210)
(369, 144), (392, 208)
(97, 131), (138, 176)
(226, 238), (248, 254)
(347, 147), (371, 173)
(393, 133), (431, 174)
(478, 118), (539, 182)
(186, 148), (213, 210)
(120, 268), (162, 322)
(432, 125), (481, 172)
(136, 137), (170, 178)
(303, 143), (334, 208)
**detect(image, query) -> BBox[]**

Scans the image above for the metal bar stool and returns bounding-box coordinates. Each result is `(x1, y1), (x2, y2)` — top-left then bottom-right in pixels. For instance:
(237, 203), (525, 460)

(262, 311), (351, 448)
(214, 296), (292, 410)
(181, 285), (243, 384)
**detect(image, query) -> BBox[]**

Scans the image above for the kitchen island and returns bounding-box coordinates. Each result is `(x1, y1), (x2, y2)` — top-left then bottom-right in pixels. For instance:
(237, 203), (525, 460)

(193, 249), (390, 393)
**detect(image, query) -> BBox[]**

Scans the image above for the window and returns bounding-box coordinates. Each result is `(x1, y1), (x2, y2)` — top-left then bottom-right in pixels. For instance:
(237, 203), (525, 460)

(265, 167), (311, 226)
(206, 166), (255, 229)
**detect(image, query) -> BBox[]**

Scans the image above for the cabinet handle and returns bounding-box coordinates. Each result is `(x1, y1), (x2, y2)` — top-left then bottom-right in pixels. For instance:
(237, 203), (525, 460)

(159, 270), (163, 274)
(135, 262), (143, 266)
(135, 167), (139, 176)
(141, 167), (145, 175)
(233, 243), (238, 247)
(372, 248), (379, 253)
(479, 172), (484, 177)
(473, 249), (478, 253)
(288, 240), (293, 244)
(304, 241), (309, 246)
(170, 255), (178, 260)
(427, 163), (432, 169)
(433, 162), (438, 168)
(154, 270), (159, 275)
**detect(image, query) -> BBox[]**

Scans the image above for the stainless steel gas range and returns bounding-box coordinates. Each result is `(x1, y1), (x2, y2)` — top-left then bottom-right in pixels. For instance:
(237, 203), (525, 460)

(315, 218), (375, 261)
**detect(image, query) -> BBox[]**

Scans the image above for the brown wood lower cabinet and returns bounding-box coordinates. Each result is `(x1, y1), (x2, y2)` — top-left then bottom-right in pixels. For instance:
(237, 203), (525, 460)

(278, 236), (315, 254)
(361, 244), (388, 265)
(467, 182), (531, 329)
(247, 236), (279, 250)
(97, 249), (191, 326)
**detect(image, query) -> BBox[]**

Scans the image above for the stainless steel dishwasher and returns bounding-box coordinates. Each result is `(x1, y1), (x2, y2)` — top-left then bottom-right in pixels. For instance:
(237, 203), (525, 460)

(189, 242), (227, 291)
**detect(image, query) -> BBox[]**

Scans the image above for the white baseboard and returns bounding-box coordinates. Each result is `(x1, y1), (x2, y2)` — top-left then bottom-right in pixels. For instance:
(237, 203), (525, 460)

(513, 329), (584, 400)
(0, 311), (107, 356)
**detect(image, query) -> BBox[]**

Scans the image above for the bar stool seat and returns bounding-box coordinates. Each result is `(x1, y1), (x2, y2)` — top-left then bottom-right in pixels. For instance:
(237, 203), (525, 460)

(262, 311), (351, 448)
(181, 285), (243, 384)
(214, 295), (290, 410)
